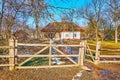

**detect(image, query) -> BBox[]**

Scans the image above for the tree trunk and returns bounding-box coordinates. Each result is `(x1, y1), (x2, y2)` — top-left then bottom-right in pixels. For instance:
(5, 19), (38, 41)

(0, 0), (5, 34)
(36, 25), (39, 38)
(96, 28), (98, 42)
(115, 20), (118, 43)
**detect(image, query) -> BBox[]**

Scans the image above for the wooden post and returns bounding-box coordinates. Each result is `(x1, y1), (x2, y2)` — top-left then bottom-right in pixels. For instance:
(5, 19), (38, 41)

(79, 41), (85, 66)
(84, 40), (87, 55)
(9, 39), (15, 71)
(94, 41), (101, 64)
(49, 39), (52, 67)
(14, 40), (18, 66)
(78, 43), (81, 66)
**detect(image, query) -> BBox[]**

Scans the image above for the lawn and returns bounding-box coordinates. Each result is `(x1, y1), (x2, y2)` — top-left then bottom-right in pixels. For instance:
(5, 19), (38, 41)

(88, 40), (120, 49)
(88, 40), (120, 55)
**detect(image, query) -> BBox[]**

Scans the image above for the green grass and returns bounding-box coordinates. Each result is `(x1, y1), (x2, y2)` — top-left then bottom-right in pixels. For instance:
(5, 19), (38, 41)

(23, 57), (49, 66)
(101, 41), (120, 49)
(88, 40), (120, 49)
(87, 40), (120, 55)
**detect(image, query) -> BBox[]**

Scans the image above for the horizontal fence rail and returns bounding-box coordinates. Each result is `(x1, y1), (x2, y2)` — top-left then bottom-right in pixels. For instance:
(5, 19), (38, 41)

(17, 55), (79, 57)
(16, 65), (78, 69)
(18, 43), (82, 47)
(85, 42), (120, 64)
(99, 47), (120, 64)
(0, 46), (12, 48)
(100, 55), (120, 58)
(1, 39), (120, 70)
(99, 54), (120, 63)
(0, 39), (85, 70)
(0, 64), (14, 67)
(100, 48), (120, 52)
(99, 61), (120, 63)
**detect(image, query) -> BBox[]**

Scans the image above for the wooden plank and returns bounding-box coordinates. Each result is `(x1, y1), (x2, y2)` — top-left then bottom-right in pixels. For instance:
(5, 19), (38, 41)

(17, 55), (79, 57)
(100, 55), (120, 58)
(94, 42), (101, 64)
(17, 43), (81, 47)
(78, 43), (81, 66)
(53, 47), (77, 65)
(16, 65), (78, 69)
(0, 46), (11, 49)
(19, 46), (48, 66)
(15, 40), (18, 66)
(86, 43), (95, 61)
(0, 64), (14, 67)
(17, 43), (48, 46)
(9, 39), (15, 71)
(0, 55), (13, 57)
(79, 41), (85, 66)
(53, 44), (81, 47)
(100, 53), (120, 55)
(100, 48), (120, 52)
(100, 61), (120, 63)
(49, 39), (52, 66)
(51, 55), (79, 57)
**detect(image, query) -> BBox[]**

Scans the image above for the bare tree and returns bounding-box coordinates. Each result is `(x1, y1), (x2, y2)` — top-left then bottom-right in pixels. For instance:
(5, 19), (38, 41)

(0, 0), (5, 34)
(27, 0), (51, 38)
(2, 0), (28, 40)
(106, 0), (120, 43)
(77, 0), (106, 41)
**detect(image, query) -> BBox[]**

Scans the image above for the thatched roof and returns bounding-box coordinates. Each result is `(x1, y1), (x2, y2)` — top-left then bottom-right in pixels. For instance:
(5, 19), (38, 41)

(42, 21), (84, 32)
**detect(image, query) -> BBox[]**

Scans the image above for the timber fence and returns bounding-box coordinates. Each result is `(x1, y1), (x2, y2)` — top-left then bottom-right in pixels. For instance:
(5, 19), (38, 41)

(1, 39), (120, 71)
(86, 41), (120, 64)
(0, 39), (85, 71)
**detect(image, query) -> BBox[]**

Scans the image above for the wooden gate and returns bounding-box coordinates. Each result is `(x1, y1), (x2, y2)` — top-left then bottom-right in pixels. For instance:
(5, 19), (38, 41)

(0, 39), (85, 70)
(84, 41), (101, 64)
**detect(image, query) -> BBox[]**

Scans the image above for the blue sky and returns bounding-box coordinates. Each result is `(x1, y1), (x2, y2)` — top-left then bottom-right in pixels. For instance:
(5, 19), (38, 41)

(27, 0), (91, 27)
(47, 0), (91, 8)
(0, 0), (91, 27)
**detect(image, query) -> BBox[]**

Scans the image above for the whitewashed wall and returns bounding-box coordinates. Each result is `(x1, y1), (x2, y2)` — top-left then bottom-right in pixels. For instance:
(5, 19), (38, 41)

(61, 32), (80, 39)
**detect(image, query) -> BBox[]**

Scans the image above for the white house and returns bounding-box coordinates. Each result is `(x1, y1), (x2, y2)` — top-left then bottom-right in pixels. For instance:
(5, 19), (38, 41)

(42, 20), (84, 40)
(61, 32), (80, 39)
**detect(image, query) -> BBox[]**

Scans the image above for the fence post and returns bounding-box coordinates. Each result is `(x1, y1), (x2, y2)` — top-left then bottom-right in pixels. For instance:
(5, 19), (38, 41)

(9, 39), (15, 71)
(49, 39), (52, 67)
(79, 41), (85, 66)
(15, 40), (18, 67)
(94, 41), (101, 64)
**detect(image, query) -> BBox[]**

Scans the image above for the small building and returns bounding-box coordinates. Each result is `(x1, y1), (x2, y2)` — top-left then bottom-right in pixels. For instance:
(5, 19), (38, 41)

(42, 20), (84, 40)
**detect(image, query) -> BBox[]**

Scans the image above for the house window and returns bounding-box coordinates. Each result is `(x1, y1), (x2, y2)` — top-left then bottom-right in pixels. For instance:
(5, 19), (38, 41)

(65, 34), (69, 38)
(74, 34), (77, 38)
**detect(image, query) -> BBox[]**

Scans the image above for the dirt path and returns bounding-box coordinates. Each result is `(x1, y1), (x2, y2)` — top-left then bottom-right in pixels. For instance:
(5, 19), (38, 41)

(84, 62), (120, 80)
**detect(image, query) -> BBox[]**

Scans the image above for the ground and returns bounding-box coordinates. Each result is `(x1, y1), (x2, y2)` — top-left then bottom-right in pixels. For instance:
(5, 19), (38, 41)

(0, 40), (120, 80)
(0, 62), (120, 80)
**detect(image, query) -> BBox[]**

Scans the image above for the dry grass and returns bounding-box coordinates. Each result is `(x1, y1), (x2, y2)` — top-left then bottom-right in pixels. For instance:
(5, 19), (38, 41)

(0, 67), (81, 80)
(0, 62), (120, 80)
(98, 63), (120, 72)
